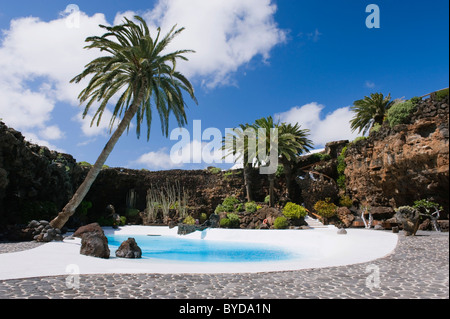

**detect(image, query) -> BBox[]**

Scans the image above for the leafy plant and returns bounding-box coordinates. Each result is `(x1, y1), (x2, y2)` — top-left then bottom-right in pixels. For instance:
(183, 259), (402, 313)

(352, 136), (367, 144)
(370, 122), (382, 134)
(183, 215), (196, 225)
(221, 196), (241, 213)
(339, 195), (353, 208)
(220, 218), (231, 228)
(413, 199), (443, 216)
(314, 198), (338, 219)
(199, 213), (208, 224)
(227, 213), (241, 228)
(410, 96), (422, 106)
(208, 167), (222, 174)
(245, 201), (258, 213)
(215, 204), (225, 214)
(282, 202), (307, 219)
(435, 88), (449, 102)
(78, 161), (92, 167)
(336, 146), (348, 190)
(264, 195), (270, 204)
(386, 100), (417, 128)
(274, 216), (288, 229)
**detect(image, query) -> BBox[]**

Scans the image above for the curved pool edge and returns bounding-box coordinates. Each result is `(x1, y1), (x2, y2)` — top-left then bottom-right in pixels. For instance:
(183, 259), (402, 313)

(0, 226), (399, 280)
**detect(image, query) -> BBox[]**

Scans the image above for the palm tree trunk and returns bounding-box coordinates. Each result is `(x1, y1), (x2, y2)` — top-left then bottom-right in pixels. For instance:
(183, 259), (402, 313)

(283, 162), (293, 200)
(50, 92), (144, 229)
(243, 164), (253, 202)
(268, 173), (275, 207)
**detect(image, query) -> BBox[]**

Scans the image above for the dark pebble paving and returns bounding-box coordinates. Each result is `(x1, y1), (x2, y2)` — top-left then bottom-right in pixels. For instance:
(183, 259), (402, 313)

(0, 231), (448, 299)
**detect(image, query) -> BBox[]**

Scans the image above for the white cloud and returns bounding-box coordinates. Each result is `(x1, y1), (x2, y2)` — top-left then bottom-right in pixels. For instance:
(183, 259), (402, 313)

(365, 81), (376, 88)
(22, 132), (66, 153)
(134, 138), (226, 170)
(0, 12), (108, 148)
(118, 0), (286, 87)
(275, 102), (360, 147)
(1, 2), (285, 156)
(134, 147), (182, 170)
(39, 125), (65, 140)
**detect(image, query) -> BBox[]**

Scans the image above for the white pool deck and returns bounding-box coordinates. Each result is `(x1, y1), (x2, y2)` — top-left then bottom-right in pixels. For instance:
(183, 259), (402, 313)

(0, 226), (398, 280)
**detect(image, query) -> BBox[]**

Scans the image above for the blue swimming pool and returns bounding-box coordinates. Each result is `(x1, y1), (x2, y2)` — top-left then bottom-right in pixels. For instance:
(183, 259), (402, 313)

(107, 234), (295, 263)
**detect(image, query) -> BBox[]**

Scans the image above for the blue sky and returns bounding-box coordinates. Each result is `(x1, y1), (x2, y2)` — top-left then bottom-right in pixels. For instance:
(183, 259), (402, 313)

(0, 0), (448, 170)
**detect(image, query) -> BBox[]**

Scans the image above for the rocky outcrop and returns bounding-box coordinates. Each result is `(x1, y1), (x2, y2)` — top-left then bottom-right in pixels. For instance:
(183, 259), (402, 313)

(0, 122), (85, 226)
(344, 96), (449, 218)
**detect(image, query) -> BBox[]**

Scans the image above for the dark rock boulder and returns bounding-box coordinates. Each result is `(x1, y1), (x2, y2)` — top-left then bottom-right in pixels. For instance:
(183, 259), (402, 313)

(115, 237), (142, 258)
(80, 232), (110, 259)
(395, 206), (421, 236)
(73, 223), (104, 238)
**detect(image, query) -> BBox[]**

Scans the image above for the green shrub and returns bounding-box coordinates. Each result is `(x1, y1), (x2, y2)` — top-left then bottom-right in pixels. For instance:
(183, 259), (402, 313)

(227, 213), (241, 228)
(220, 218), (230, 228)
(274, 216), (289, 229)
(352, 136), (367, 144)
(275, 165), (284, 178)
(236, 203), (244, 212)
(98, 215), (126, 227)
(370, 122), (382, 134)
(208, 167), (222, 174)
(245, 201), (258, 213)
(313, 198), (338, 219)
(183, 215), (196, 225)
(435, 88), (449, 102)
(339, 195), (353, 208)
(282, 202), (307, 219)
(336, 146), (348, 190)
(214, 204), (225, 214)
(337, 175), (346, 190)
(222, 196), (240, 212)
(125, 208), (140, 217)
(199, 213), (208, 224)
(264, 195), (270, 204)
(410, 96), (422, 106)
(386, 100), (417, 128)
(78, 161), (92, 167)
(413, 199), (443, 216)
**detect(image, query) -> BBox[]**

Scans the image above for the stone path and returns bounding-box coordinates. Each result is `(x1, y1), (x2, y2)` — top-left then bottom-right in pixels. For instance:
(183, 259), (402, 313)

(0, 231), (448, 299)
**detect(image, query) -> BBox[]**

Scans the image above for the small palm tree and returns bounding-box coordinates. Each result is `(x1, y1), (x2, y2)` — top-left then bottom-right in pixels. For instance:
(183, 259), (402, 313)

(350, 93), (394, 135)
(50, 16), (197, 229)
(222, 123), (257, 202)
(254, 116), (310, 207)
(278, 122), (313, 200)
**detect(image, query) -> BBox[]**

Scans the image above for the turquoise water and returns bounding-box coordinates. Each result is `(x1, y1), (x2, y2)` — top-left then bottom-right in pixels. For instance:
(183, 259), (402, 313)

(107, 234), (295, 263)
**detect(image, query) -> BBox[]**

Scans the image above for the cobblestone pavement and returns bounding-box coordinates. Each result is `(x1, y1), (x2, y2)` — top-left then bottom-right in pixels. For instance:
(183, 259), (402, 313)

(0, 231), (448, 299)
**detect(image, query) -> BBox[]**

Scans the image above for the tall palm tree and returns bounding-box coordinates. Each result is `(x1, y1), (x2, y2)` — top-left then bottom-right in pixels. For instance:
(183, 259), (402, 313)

(350, 93), (394, 135)
(50, 16), (197, 229)
(254, 116), (309, 207)
(222, 123), (257, 202)
(278, 122), (313, 200)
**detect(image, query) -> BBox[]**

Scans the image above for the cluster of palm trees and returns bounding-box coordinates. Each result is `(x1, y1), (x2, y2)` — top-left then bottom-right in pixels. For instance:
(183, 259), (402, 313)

(49, 15), (394, 229)
(222, 116), (313, 207)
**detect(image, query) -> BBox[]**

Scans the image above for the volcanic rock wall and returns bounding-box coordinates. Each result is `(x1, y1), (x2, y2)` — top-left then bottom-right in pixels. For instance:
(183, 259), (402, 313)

(344, 95), (449, 217)
(0, 122), (85, 225)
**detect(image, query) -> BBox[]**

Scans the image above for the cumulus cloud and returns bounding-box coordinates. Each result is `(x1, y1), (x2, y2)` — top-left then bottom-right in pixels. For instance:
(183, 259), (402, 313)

(275, 102), (360, 147)
(0, 1), (285, 154)
(0, 11), (108, 148)
(134, 137), (226, 170)
(117, 0), (286, 87)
